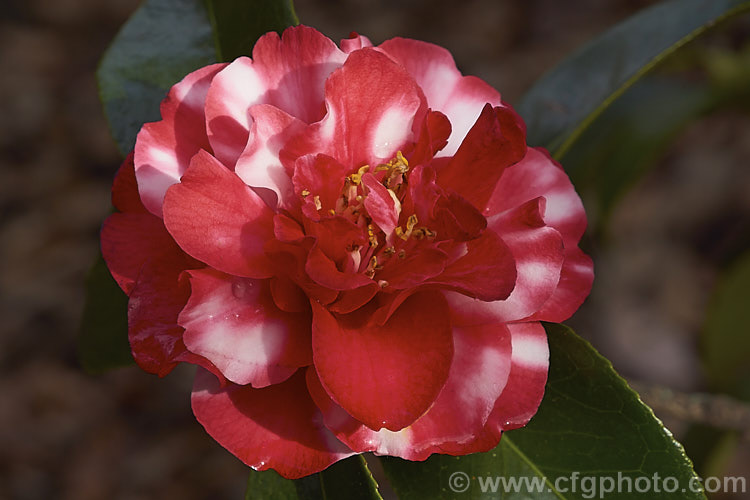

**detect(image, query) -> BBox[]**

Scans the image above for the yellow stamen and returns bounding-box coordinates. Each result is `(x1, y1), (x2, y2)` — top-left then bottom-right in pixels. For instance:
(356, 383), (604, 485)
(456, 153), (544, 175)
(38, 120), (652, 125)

(349, 165), (370, 185)
(396, 214), (419, 241)
(301, 189), (310, 197)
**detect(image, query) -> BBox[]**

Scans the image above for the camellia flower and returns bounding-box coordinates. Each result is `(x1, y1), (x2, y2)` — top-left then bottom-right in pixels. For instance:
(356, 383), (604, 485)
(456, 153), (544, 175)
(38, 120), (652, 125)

(101, 25), (593, 478)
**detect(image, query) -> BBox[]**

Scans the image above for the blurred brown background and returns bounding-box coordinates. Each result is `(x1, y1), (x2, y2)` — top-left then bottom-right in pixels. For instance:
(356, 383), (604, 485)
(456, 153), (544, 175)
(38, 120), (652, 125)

(1, 0), (749, 498)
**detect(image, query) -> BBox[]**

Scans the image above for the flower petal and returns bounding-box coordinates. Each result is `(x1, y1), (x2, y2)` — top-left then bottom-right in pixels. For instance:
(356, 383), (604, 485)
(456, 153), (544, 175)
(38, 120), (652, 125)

(377, 37), (502, 155)
(179, 269), (312, 387)
(308, 319), (512, 460)
(284, 48), (426, 169)
(486, 147), (593, 321)
(101, 212), (184, 295)
(436, 104), (527, 212)
(204, 26), (346, 165)
(127, 258), (221, 380)
(134, 63), (226, 216)
(428, 230), (516, 302)
(340, 32), (373, 53)
(446, 198), (566, 323)
(528, 247), (594, 323)
(191, 368), (354, 479)
(162, 150), (275, 279)
(234, 104), (305, 208)
(305, 244), (373, 290)
(312, 291), (453, 431)
(486, 147), (586, 246)
(111, 153), (147, 214)
(363, 173), (401, 238)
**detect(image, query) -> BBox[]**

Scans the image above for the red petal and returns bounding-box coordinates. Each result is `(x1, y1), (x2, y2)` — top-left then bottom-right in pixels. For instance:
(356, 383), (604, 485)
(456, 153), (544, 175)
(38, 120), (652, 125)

(340, 32), (373, 53)
(134, 63), (227, 216)
(428, 230), (516, 302)
(486, 147), (586, 247)
(265, 238), (339, 305)
(454, 321), (549, 454)
(311, 291), (453, 431)
(363, 173), (400, 238)
(308, 319), (512, 460)
(377, 37), (501, 155)
(328, 283), (380, 314)
(111, 153), (147, 214)
(305, 244), (373, 290)
(162, 150), (275, 279)
(304, 216), (367, 264)
(486, 148), (593, 321)
(447, 198), (566, 323)
(284, 48), (426, 169)
(528, 247), (594, 323)
(409, 111), (452, 168)
(101, 212), (184, 295)
(437, 104), (527, 212)
(234, 104), (305, 208)
(375, 247), (447, 290)
(179, 269), (312, 387)
(127, 259), (221, 380)
(192, 368), (354, 479)
(204, 27), (346, 165)
(291, 154), (348, 219)
(270, 275), (310, 313)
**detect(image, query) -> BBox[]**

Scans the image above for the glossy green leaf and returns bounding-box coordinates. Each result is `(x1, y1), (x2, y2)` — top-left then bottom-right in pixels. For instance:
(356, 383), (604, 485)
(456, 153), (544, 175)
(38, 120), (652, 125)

(246, 455), (382, 500)
(702, 252), (750, 397)
(517, 0), (750, 158)
(77, 253), (133, 373)
(97, 0), (217, 155)
(381, 324), (704, 499)
(205, 0), (298, 62)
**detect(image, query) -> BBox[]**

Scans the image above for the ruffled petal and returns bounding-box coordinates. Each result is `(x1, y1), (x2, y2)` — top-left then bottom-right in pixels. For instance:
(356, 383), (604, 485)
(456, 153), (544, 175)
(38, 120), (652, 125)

(305, 244), (373, 290)
(377, 37), (501, 155)
(191, 368), (354, 479)
(284, 48), (426, 170)
(234, 104), (305, 209)
(204, 26), (347, 165)
(308, 320), (512, 460)
(486, 147), (593, 321)
(127, 258), (221, 380)
(311, 291), (453, 431)
(437, 104), (526, 212)
(162, 150), (275, 279)
(528, 247), (594, 323)
(134, 63), (226, 216)
(179, 269), (312, 387)
(446, 198), (566, 323)
(486, 147), (586, 246)
(454, 322), (549, 454)
(428, 230), (516, 302)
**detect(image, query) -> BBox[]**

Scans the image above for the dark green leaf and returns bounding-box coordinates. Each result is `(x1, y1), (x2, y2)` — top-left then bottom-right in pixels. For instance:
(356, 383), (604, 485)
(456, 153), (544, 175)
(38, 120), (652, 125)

(246, 469), (299, 500)
(77, 253), (133, 373)
(97, 0), (217, 155)
(205, 0), (299, 62)
(517, 0), (750, 157)
(563, 75), (714, 228)
(381, 324), (704, 499)
(246, 455), (382, 500)
(702, 252), (750, 396)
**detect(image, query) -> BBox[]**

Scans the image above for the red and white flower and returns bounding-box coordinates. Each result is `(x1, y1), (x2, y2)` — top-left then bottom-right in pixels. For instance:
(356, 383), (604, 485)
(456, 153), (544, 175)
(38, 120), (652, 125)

(101, 25), (593, 478)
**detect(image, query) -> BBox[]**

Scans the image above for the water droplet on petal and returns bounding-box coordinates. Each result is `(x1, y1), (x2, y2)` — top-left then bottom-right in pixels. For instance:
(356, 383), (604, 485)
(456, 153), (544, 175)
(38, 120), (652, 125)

(231, 280), (247, 299)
